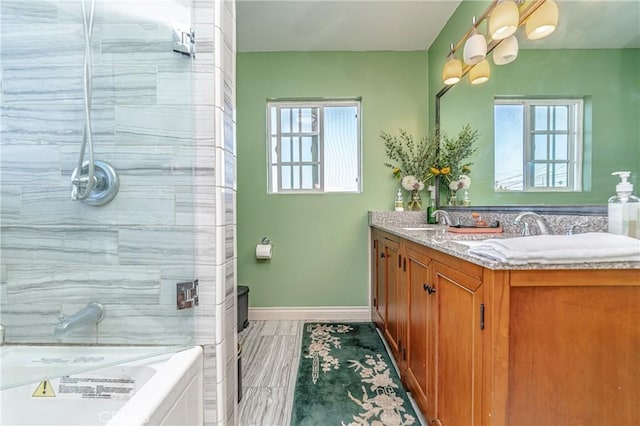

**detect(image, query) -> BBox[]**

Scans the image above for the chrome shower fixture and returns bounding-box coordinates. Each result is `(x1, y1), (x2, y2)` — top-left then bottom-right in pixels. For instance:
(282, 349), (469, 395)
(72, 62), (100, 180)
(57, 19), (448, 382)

(71, 0), (119, 206)
(71, 160), (119, 206)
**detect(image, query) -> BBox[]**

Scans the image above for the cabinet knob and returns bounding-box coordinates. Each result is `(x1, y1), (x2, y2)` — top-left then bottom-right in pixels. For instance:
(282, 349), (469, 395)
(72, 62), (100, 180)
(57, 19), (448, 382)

(380, 253), (385, 258)
(423, 284), (436, 294)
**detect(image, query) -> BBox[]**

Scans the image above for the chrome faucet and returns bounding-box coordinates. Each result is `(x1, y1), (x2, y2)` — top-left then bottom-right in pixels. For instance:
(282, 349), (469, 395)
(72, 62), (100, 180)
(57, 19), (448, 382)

(54, 302), (105, 340)
(431, 209), (453, 226)
(514, 212), (552, 236)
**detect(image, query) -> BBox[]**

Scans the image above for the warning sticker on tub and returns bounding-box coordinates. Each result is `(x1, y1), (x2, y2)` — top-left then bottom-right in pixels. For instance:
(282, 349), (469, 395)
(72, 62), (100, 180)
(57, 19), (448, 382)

(32, 380), (56, 397)
(31, 376), (136, 400)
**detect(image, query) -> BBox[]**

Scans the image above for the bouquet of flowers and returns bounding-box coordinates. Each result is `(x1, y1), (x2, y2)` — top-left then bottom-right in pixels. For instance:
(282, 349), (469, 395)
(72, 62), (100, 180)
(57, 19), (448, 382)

(432, 124), (479, 205)
(380, 129), (437, 210)
(381, 125), (479, 209)
(449, 174), (472, 206)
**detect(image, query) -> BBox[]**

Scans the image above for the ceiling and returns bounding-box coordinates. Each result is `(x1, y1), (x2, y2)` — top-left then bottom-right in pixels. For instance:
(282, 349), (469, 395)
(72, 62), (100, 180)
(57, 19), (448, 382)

(236, 0), (640, 53)
(236, 0), (462, 52)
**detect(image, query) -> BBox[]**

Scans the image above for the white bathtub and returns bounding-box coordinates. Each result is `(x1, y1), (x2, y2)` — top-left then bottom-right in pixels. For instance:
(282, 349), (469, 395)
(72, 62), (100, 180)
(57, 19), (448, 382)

(0, 345), (203, 426)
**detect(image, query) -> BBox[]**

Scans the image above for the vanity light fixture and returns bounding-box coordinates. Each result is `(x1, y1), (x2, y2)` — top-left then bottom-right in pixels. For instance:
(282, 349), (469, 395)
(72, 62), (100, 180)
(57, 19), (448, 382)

(442, 44), (463, 85)
(492, 34), (519, 65)
(489, 0), (520, 40)
(439, 0), (558, 89)
(469, 59), (490, 84)
(463, 17), (487, 65)
(525, 0), (558, 40)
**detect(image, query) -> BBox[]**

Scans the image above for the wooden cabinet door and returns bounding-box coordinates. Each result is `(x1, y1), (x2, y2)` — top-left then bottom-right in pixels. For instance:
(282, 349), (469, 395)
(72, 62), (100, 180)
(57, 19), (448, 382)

(507, 282), (640, 426)
(433, 260), (484, 426)
(371, 232), (384, 329)
(404, 244), (436, 421)
(383, 237), (403, 364)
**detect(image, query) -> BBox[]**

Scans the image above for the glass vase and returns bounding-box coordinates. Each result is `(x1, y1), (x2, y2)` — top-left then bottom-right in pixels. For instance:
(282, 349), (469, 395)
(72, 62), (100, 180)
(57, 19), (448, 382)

(407, 190), (422, 211)
(462, 189), (471, 206)
(448, 191), (458, 206)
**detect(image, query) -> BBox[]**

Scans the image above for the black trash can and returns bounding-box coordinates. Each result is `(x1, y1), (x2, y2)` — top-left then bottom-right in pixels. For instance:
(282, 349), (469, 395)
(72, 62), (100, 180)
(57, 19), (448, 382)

(237, 285), (249, 332)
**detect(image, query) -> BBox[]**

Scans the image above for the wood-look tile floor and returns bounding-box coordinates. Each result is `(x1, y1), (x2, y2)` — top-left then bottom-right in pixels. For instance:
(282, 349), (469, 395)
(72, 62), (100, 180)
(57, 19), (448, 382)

(237, 320), (426, 426)
(238, 320), (303, 426)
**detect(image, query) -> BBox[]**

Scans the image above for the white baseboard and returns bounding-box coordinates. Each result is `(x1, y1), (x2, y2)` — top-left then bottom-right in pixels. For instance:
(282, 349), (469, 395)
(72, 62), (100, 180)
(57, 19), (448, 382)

(248, 306), (371, 321)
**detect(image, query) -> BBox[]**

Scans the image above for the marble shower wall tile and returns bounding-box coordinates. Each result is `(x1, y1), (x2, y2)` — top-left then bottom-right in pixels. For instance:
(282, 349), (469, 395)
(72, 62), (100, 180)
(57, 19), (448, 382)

(114, 105), (194, 141)
(119, 226), (208, 265)
(0, 186), (22, 223)
(0, 304), (91, 343)
(20, 186), (176, 226)
(0, 226), (119, 264)
(1, 103), (115, 145)
(6, 265), (160, 304)
(0, 0), (211, 303)
(227, 225), (235, 261)
(93, 304), (199, 345)
(225, 259), (236, 298)
(203, 344), (219, 426)
(60, 145), (195, 186)
(1, 24), (84, 68)
(2, 65), (157, 105)
(0, 0), (60, 24)
(0, 145), (61, 184)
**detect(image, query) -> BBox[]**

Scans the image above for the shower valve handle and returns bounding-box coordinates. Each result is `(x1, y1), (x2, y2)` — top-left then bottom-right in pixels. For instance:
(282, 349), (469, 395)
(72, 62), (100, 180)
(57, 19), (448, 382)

(71, 175), (95, 200)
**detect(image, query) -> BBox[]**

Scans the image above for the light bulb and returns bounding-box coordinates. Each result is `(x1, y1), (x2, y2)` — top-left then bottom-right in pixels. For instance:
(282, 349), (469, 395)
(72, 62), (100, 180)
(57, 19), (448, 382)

(489, 0), (519, 40)
(463, 32), (487, 65)
(526, 0), (559, 40)
(469, 59), (490, 85)
(493, 35), (519, 65)
(442, 56), (462, 85)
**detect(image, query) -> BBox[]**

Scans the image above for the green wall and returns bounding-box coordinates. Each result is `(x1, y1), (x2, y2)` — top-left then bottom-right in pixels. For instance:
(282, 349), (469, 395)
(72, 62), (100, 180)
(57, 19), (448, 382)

(238, 3), (640, 308)
(429, 1), (640, 205)
(237, 52), (429, 307)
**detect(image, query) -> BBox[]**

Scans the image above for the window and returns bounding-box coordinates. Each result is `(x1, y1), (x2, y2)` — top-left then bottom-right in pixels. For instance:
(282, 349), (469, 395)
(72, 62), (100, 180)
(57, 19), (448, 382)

(267, 100), (361, 193)
(494, 98), (583, 192)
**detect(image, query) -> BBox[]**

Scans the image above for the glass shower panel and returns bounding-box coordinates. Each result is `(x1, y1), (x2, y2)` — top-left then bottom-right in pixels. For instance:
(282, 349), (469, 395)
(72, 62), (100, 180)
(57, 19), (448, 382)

(0, 0), (197, 355)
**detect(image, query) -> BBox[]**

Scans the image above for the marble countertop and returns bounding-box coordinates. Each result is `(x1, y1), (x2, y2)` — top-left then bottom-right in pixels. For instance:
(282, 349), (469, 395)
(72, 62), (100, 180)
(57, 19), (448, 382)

(369, 211), (640, 271)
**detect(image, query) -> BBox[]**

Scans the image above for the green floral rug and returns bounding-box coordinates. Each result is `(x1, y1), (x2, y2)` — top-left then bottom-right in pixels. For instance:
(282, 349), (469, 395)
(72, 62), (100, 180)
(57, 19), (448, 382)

(290, 322), (419, 426)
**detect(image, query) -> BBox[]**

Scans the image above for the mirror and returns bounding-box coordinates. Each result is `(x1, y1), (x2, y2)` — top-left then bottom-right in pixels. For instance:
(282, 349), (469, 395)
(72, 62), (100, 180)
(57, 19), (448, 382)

(433, 0), (640, 207)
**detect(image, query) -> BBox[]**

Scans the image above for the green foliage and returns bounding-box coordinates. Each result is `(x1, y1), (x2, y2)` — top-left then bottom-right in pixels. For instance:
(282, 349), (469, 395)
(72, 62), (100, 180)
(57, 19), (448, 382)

(380, 129), (437, 184)
(437, 124), (479, 179)
(380, 125), (479, 191)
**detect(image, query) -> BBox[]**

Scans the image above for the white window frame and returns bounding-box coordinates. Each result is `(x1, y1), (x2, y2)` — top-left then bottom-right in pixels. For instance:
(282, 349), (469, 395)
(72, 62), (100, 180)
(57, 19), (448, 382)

(495, 98), (583, 192)
(266, 99), (362, 194)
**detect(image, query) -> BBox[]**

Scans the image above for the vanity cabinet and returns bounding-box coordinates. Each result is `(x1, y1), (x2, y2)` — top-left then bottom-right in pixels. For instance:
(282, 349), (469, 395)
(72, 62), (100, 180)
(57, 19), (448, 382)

(370, 227), (640, 426)
(371, 230), (406, 368)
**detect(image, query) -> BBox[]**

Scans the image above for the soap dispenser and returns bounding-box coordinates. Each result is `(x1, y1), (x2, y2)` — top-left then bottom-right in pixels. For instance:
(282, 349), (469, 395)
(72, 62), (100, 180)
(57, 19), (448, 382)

(608, 171), (640, 237)
(394, 188), (404, 211)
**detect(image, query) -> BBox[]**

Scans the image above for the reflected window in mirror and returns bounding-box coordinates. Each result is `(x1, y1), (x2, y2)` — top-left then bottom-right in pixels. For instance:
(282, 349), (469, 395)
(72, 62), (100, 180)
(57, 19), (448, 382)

(494, 98), (584, 192)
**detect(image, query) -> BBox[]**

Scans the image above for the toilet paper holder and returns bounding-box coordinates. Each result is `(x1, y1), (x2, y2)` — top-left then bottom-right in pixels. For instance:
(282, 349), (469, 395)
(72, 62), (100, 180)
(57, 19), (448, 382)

(256, 237), (273, 260)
